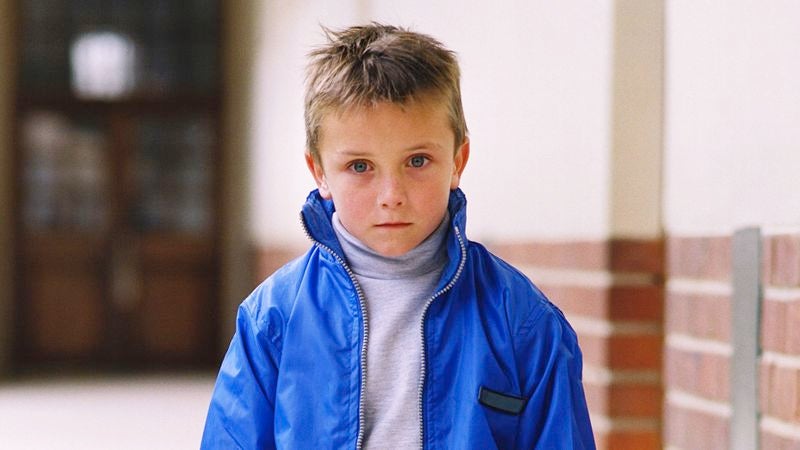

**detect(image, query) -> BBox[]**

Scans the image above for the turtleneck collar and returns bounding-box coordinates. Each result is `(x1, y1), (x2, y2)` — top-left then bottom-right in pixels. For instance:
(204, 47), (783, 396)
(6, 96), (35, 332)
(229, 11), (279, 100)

(332, 211), (450, 280)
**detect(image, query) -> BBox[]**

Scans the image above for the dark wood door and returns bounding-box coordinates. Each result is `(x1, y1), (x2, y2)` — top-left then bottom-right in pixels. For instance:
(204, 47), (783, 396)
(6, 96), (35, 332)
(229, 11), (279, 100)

(13, 0), (221, 370)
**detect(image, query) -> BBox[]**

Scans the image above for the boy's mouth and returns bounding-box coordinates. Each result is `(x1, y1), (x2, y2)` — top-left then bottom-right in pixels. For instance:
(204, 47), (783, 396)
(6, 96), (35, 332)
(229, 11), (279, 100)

(375, 222), (412, 228)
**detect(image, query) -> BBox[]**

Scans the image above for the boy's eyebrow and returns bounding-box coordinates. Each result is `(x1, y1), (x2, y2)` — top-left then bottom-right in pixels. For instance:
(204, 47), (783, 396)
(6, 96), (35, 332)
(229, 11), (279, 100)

(331, 142), (445, 158)
(404, 141), (444, 152)
(331, 148), (372, 158)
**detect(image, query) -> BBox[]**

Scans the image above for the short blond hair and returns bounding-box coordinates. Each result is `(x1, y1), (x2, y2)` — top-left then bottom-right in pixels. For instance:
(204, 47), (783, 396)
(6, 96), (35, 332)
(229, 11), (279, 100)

(304, 23), (467, 160)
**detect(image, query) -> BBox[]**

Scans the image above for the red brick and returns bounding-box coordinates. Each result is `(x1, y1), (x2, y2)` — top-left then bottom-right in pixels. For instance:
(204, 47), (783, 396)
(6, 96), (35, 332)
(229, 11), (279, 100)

(760, 361), (800, 424)
(609, 335), (663, 370)
(543, 284), (663, 322)
(608, 285), (664, 321)
(762, 300), (789, 354)
(664, 402), (730, 450)
(490, 240), (608, 271)
(766, 234), (800, 287)
(609, 383), (663, 416)
(667, 236), (731, 281)
(255, 245), (304, 281)
(664, 347), (730, 402)
(581, 334), (663, 370)
(596, 429), (660, 450)
(584, 380), (662, 417)
(579, 334), (607, 367)
(609, 238), (665, 274)
(761, 428), (800, 450)
(790, 301), (800, 356)
(627, 335), (662, 370)
(541, 285), (607, 319)
(490, 238), (664, 274)
(761, 299), (800, 356)
(664, 292), (690, 335)
(583, 382), (607, 416)
(666, 290), (731, 342)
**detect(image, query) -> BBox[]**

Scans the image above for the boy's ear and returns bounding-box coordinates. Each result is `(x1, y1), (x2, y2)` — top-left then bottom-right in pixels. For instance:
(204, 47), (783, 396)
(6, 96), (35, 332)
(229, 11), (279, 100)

(305, 152), (332, 199)
(450, 138), (470, 190)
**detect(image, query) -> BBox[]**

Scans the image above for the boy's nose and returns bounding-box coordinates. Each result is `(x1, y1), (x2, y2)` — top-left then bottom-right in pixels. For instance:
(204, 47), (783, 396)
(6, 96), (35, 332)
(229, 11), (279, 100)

(378, 176), (407, 208)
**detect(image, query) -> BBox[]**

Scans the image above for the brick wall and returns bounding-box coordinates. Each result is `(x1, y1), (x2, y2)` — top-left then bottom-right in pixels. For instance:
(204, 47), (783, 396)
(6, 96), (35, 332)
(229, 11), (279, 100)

(493, 239), (665, 449)
(760, 233), (800, 448)
(665, 232), (800, 449)
(254, 246), (303, 286)
(663, 236), (733, 449)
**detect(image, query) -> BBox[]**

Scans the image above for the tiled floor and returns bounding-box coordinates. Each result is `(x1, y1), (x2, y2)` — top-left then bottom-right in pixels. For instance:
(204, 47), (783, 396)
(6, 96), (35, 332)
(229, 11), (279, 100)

(0, 373), (216, 449)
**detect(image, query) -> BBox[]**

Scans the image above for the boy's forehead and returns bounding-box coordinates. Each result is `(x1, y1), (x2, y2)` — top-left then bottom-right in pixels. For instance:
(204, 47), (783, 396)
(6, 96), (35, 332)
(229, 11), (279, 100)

(330, 94), (443, 117)
(324, 95), (450, 127)
(317, 99), (454, 150)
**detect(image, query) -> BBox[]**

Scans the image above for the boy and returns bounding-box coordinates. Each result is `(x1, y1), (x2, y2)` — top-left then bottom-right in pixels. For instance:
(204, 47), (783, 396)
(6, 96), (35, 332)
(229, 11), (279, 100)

(202, 24), (595, 449)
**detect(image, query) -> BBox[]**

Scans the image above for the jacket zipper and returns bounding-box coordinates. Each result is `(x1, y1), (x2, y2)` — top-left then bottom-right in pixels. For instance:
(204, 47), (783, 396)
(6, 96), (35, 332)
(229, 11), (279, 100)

(416, 225), (467, 448)
(300, 214), (370, 449)
(301, 214), (467, 449)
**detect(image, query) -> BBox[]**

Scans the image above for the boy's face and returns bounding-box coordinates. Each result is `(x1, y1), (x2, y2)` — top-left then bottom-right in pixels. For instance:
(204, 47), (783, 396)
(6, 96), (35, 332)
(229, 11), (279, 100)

(306, 99), (469, 257)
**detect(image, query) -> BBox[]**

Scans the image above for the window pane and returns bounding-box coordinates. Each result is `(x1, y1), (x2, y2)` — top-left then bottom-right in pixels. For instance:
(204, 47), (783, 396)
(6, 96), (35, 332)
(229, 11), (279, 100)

(132, 115), (214, 234)
(19, 0), (219, 97)
(21, 111), (110, 231)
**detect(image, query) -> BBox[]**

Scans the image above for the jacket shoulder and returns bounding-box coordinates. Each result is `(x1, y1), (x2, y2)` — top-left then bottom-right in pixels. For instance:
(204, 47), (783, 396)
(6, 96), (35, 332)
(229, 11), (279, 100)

(465, 241), (575, 340)
(239, 247), (321, 344)
(466, 241), (584, 381)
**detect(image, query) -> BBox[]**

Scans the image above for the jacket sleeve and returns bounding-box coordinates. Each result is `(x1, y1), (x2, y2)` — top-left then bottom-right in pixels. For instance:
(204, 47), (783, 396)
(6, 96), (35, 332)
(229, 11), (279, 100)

(515, 303), (596, 450)
(201, 300), (281, 450)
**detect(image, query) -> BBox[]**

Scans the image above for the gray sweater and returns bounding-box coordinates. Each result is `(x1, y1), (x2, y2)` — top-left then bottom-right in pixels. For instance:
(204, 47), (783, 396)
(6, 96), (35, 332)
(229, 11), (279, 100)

(332, 212), (449, 449)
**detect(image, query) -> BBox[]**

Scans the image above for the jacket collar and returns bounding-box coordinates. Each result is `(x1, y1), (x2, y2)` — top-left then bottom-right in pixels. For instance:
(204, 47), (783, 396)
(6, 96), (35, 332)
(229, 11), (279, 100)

(300, 188), (468, 285)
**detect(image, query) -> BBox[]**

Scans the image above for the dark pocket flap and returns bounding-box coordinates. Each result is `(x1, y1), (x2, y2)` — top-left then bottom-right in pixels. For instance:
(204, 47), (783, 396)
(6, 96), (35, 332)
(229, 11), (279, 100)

(478, 386), (528, 415)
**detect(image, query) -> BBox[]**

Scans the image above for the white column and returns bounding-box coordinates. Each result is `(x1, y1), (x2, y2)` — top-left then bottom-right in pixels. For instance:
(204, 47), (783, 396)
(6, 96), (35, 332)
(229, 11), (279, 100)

(609, 0), (664, 239)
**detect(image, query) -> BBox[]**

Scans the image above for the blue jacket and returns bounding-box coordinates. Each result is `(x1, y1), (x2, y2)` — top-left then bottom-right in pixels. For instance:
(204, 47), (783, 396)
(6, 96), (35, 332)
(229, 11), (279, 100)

(202, 189), (595, 449)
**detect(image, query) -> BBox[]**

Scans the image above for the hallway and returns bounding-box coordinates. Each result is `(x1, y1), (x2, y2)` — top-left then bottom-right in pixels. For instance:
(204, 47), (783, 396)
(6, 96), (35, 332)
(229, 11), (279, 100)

(0, 373), (215, 449)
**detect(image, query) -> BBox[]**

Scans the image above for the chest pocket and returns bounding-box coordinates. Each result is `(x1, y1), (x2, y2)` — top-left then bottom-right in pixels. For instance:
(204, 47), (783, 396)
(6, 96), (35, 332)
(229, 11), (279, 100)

(477, 386), (527, 448)
(479, 386), (527, 414)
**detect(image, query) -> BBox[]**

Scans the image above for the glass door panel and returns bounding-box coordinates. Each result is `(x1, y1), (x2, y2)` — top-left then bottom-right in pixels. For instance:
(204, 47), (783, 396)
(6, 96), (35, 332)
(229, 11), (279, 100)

(14, 0), (222, 369)
(18, 111), (111, 361)
(132, 114), (214, 235)
(21, 111), (110, 232)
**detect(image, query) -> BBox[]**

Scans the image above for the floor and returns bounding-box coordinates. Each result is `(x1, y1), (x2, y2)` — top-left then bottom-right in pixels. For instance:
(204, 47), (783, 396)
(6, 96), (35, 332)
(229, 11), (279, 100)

(0, 373), (216, 449)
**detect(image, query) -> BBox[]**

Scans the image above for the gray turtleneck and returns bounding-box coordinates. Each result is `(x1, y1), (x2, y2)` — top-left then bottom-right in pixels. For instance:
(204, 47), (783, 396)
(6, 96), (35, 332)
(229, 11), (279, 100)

(332, 212), (449, 450)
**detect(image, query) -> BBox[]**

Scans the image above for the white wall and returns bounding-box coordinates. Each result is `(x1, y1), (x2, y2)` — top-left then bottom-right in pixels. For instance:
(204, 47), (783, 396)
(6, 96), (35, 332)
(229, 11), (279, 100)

(249, 1), (618, 249)
(664, 1), (800, 236)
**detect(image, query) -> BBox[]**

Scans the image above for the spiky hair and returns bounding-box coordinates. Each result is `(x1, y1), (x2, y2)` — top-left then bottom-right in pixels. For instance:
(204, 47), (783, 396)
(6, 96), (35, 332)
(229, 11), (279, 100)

(304, 23), (467, 159)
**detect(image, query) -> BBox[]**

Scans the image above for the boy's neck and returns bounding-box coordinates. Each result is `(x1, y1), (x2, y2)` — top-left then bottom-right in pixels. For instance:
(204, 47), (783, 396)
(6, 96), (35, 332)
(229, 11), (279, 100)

(332, 212), (450, 280)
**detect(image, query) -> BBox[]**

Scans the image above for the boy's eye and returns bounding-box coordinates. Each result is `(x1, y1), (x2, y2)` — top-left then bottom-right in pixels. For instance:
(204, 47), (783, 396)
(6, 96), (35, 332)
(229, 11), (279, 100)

(409, 155), (428, 168)
(350, 161), (369, 173)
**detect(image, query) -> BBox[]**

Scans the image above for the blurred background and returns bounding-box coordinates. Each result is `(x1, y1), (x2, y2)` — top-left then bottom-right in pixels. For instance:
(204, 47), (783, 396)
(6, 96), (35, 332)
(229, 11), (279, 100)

(0, 0), (799, 449)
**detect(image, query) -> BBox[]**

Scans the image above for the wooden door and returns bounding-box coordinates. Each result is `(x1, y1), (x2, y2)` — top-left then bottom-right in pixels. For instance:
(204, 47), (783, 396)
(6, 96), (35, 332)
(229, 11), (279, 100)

(13, 0), (221, 370)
